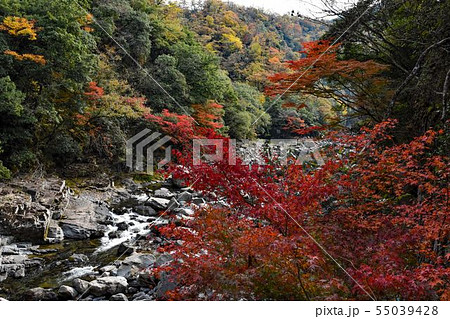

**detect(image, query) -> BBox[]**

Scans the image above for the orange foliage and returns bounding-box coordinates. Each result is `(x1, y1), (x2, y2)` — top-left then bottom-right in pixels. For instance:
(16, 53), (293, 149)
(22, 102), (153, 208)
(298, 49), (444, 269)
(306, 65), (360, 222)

(0, 16), (39, 40)
(193, 101), (224, 130)
(80, 14), (94, 32)
(1, 16), (46, 65)
(267, 40), (387, 96)
(4, 50), (46, 65)
(266, 40), (389, 115)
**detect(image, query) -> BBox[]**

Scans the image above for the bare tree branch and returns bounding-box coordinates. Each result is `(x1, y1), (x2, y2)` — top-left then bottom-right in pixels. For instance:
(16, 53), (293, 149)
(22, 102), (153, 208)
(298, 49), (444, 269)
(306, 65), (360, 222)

(442, 68), (450, 121)
(387, 37), (450, 117)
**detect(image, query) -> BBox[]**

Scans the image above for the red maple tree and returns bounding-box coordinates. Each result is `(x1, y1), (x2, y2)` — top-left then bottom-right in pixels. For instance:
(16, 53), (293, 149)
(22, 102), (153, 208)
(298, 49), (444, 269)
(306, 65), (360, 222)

(149, 118), (448, 301)
(266, 40), (390, 124)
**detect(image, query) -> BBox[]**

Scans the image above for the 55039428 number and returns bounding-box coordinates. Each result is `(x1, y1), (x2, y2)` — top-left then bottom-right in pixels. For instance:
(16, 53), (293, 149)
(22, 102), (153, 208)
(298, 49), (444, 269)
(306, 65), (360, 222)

(376, 306), (438, 316)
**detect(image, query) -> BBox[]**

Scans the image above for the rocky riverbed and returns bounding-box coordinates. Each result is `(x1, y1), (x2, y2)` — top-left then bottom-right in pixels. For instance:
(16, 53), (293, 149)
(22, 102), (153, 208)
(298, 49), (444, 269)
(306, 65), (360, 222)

(0, 140), (326, 301)
(0, 176), (203, 301)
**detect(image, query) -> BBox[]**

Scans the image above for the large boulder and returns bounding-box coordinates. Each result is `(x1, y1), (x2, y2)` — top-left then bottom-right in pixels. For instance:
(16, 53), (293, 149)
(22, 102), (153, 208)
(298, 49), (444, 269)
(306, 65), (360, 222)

(88, 276), (128, 297)
(46, 220), (64, 243)
(60, 195), (106, 240)
(154, 188), (175, 199)
(134, 205), (157, 216)
(24, 288), (57, 301)
(116, 253), (156, 280)
(72, 278), (90, 294)
(0, 263), (25, 281)
(58, 285), (78, 300)
(0, 192), (52, 243)
(147, 197), (170, 210)
(0, 178), (68, 244)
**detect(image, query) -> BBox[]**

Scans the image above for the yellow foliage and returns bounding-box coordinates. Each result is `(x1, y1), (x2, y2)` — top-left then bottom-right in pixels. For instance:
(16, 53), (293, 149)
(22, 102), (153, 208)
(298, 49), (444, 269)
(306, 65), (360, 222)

(4, 50), (46, 65)
(205, 42), (218, 53)
(205, 15), (214, 27)
(222, 33), (243, 51)
(0, 16), (39, 40)
(223, 11), (239, 27)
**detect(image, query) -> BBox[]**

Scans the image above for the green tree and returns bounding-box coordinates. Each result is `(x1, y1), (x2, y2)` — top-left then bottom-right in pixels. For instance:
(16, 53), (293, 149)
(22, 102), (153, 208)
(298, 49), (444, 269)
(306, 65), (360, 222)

(0, 0), (98, 169)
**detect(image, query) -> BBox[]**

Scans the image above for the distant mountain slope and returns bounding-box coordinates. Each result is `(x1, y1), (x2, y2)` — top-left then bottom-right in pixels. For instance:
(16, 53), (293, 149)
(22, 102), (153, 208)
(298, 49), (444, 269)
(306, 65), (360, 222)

(180, 0), (327, 87)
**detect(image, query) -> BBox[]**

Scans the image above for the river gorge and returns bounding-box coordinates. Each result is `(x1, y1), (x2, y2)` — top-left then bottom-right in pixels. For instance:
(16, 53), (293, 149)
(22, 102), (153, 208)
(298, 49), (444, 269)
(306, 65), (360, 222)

(0, 175), (205, 301)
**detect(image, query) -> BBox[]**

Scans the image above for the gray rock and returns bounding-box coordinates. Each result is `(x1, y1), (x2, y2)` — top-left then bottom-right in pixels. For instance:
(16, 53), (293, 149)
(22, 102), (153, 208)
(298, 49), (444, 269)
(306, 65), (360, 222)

(0, 179), (69, 244)
(94, 204), (112, 223)
(152, 272), (176, 298)
(89, 276), (128, 297)
(132, 291), (152, 301)
(58, 285), (78, 300)
(167, 198), (180, 211)
(0, 194), (52, 244)
(24, 258), (44, 269)
(46, 220), (64, 243)
(1, 255), (27, 264)
(116, 222), (128, 231)
(115, 254), (156, 280)
(69, 253), (89, 263)
(72, 278), (90, 294)
(117, 242), (134, 256)
(116, 264), (135, 279)
(25, 287), (57, 301)
(147, 197), (170, 210)
(100, 265), (117, 274)
(60, 222), (101, 240)
(154, 253), (173, 267)
(123, 254), (156, 268)
(59, 195), (107, 240)
(134, 205), (157, 216)
(0, 263), (25, 281)
(1, 245), (19, 255)
(154, 188), (175, 198)
(110, 293), (128, 301)
(177, 191), (193, 203)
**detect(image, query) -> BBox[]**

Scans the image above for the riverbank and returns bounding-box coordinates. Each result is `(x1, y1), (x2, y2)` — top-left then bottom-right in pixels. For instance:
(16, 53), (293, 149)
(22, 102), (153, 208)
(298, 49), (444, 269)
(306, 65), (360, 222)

(0, 175), (203, 301)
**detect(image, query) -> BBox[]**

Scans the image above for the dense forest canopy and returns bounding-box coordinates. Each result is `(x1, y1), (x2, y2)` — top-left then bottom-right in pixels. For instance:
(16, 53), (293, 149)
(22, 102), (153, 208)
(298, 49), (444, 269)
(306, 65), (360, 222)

(0, 0), (327, 176)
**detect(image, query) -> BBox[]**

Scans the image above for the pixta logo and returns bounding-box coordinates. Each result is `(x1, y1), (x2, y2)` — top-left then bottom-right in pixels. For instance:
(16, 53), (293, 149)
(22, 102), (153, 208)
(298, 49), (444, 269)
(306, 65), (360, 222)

(126, 129), (172, 174)
(193, 138), (325, 166)
(126, 129), (325, 174)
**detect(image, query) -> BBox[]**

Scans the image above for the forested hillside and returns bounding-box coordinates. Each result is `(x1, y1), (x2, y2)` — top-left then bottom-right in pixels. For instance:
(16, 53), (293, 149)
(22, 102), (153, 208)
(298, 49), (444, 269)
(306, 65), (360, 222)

(0, 0), (324, 177)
